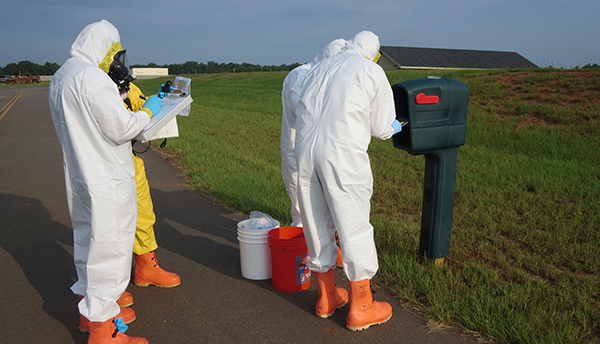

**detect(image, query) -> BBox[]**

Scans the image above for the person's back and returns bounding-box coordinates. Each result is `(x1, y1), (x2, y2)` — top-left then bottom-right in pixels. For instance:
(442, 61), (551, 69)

(296, 50), (385, 156)
(296, 34), (395, 173)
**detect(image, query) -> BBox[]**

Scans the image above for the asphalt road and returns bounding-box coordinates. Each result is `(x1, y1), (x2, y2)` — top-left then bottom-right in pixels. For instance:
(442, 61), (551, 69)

(0, 86), (479, 344)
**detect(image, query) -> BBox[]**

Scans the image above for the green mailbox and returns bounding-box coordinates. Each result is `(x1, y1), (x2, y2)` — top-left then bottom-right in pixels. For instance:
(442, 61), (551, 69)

(392, 77), (469, 262)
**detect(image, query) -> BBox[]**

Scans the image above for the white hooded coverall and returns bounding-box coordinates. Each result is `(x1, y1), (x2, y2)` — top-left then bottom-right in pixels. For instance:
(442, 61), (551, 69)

(280, 38), (346, 226)
(295, 31), (396, 281)
(48, 20), (151, 322)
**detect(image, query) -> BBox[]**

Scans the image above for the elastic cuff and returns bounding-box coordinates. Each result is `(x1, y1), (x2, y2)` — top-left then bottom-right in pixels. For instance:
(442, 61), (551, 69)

(141, 107), (153, 118)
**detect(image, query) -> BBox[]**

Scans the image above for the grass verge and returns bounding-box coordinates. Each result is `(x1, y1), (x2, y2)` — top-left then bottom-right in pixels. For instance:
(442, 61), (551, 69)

(135, 68), (600, 344)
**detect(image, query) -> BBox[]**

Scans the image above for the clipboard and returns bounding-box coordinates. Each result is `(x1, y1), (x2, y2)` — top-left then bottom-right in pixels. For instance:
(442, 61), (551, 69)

(135, 95), (193, 141)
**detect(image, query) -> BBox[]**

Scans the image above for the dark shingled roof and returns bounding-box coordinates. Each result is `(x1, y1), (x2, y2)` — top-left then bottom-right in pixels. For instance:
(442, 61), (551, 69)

(380, 46), (539, 69)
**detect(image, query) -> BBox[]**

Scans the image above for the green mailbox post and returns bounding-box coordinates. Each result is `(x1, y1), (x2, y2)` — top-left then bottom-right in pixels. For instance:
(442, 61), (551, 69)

(392, 77), (469, 265)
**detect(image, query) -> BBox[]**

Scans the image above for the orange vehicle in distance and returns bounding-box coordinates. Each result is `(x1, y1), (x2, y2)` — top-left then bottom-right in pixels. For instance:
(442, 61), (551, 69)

(6, 73), (41, 84)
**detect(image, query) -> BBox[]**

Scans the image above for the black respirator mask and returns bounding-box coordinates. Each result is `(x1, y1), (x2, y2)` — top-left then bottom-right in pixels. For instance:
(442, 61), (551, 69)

(108, 50), (135, 88)
(109, 50), (136, 111)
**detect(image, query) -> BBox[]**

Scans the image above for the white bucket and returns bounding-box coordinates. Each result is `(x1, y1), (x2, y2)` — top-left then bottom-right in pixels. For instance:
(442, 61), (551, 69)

(238, 236), (272, 280)
(237, 219), (279, 280)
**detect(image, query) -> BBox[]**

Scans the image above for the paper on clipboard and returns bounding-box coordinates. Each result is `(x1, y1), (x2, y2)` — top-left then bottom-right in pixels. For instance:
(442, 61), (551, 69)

(135, 95), (193, 142)
(146, 117), (178, 142)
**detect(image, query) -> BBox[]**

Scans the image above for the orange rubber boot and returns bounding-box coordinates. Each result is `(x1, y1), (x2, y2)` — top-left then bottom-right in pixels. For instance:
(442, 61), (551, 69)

(88, 318), (148, 344)
(346, 279), (392, 331)
(79, 308), (136, 333)
(314, 270), (348, 318)
(117, 291), (133, 308)
(336, 247), (343, 268)
(134, 251), (181, 288)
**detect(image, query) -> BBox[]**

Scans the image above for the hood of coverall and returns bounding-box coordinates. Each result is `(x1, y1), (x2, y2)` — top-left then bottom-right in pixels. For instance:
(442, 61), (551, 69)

(69, 19), (122, 73)
(344, 31), (380, 61)
(310, 38), (347, 67)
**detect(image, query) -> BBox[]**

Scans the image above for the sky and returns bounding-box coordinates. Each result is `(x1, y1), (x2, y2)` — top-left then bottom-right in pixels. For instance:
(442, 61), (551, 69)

(2, 0), (599, 69)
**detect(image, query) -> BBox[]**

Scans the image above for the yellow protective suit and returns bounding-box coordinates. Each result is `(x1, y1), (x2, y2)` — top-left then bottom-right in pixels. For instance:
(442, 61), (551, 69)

(126, 83), (159, 255)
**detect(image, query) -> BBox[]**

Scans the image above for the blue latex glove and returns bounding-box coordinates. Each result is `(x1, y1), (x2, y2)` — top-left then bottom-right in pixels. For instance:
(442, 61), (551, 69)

(142, 95), (162, 116)
(158, 84), (173, 98)
(114, 317), (128, 333)
(392, 119), (403, 134)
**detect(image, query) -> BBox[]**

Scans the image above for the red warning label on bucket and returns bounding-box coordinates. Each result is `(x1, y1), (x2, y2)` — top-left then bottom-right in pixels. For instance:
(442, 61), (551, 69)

(297, 254), (311, 285)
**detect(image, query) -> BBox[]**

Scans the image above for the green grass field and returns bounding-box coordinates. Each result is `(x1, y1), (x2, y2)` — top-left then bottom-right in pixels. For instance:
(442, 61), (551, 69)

(135, 68), (600, 344)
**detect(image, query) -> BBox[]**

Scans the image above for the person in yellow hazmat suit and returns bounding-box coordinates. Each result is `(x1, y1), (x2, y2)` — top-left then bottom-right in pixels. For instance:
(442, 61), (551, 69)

(122, 82), (181, 290)
(295, 31), (402, 331)
(49, 19), (159, 344)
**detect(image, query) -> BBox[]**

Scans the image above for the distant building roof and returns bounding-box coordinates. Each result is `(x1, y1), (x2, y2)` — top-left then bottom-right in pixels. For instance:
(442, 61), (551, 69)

(378, 46), (538, 70)
(131, 67), (169, 79)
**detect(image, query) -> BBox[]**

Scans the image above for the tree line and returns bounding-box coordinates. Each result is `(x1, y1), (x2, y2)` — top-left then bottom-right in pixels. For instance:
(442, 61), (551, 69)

(573, 63), (600, 69)
(1, 60), (61, 76)
(4, 59), (598, 76)
(0, 60), (302, 76)
(131, 61), (302, 74)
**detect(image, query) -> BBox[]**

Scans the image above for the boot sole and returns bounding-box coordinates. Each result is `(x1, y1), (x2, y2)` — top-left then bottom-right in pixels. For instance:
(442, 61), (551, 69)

(316, 300), (348, 319)
(134, 281), (181, 288)
(118, 301), (134, 308)
(346, 313), (392, 331)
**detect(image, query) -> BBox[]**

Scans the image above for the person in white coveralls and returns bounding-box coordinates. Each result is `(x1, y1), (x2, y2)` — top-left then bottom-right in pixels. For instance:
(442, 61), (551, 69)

(49, 19), (162, 344)
(280, 38), (347, 268)
(295, 30), (402, 331)
(280, 38), (346, 227)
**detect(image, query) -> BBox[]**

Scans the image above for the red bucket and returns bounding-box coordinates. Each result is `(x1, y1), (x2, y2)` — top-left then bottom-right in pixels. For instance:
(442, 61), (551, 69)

(268, 227), (311, 292)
